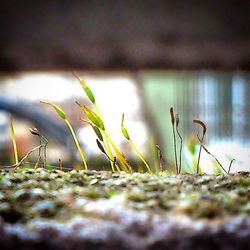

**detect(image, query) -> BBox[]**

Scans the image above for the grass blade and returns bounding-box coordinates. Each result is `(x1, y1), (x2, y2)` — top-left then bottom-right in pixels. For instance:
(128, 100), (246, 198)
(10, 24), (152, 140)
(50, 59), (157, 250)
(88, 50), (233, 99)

(9, 115), (19, 164)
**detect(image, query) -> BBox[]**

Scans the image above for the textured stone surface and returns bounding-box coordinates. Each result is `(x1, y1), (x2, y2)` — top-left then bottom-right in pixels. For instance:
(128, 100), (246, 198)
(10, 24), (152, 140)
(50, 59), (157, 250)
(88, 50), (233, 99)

(0, 168), (249, 249)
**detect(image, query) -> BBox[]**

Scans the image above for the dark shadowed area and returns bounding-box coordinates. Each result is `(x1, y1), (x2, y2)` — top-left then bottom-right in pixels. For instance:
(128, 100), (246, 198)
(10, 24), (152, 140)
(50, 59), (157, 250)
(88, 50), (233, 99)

(0, 0), (250, 71)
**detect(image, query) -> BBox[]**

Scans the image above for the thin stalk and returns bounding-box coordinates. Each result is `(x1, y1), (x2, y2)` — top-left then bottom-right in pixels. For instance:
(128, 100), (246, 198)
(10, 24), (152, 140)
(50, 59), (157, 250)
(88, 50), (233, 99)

(64, 119), (88, 170)
(34, 156), (41, 170)
(104, 131), (132, 172)
(102, 134), (116, 171)
(9, 115), (19, 164)
(93, 103), (117, 171)
(170, 108), (178, 174)
(9, 144), (45, 169)
(228, 159), (235, 174)
(200, 143), (227, 174)
(172, 126), (178, 173)
(128, 140), (152, 174)
(176, 128), (182, 174)
(193, 119), (207, 174)
(155, 145), (163, 173)
(196, 134), (204, 174)
(41, 135), (48, 168)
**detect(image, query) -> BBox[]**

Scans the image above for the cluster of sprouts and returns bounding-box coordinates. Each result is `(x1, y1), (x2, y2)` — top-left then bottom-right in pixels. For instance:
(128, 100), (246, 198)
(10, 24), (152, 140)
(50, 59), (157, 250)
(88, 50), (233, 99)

(4, 74), (235, 174)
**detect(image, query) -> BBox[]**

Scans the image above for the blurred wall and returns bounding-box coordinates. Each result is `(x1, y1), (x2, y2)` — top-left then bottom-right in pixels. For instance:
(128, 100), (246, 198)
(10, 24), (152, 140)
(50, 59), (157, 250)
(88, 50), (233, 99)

(0, 0), (250, 71)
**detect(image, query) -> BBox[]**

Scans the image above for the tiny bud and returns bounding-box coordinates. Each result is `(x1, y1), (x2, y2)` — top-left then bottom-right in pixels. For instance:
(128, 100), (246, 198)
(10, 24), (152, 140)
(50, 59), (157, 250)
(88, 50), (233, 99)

(29, 127), (40, 136)
(170, 107), (175, 124)
(96, 139), (106, 155)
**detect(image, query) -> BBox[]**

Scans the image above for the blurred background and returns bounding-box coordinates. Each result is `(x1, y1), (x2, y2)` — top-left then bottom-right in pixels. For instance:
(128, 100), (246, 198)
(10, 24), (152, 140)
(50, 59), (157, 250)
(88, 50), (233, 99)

(0, 1), (249, 172)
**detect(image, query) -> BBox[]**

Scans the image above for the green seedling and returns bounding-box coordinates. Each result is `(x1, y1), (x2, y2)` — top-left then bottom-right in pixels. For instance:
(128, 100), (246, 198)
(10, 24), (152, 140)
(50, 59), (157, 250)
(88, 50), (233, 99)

(9, 115), (19, 165)
(170, 107), (178, 174)
(77, 101), (115, 171)
(74, 74), (134, 172)
(73, 74), (117, 171)
(40, 101), (88, 170)
(72, 72), (96, 104)
(121, 113), (152, 174)
(76, 100), (132, 173)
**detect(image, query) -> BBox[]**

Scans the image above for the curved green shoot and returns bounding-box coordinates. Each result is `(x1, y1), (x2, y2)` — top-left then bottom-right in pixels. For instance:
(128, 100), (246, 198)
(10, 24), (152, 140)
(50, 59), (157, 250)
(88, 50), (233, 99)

(72, 72), (96, 104)
(74, 74), (133, 172)
(121, 114), (152, 174)
(9, 115), (19, 164)
(40, 101), (88, 170)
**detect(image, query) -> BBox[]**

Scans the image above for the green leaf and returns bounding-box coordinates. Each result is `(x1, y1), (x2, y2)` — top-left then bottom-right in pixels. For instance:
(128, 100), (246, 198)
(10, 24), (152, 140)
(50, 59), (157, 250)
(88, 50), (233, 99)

(121, 114), (130, 140)
(93, 126), (103, 141)
(41, 101), (66, 120)
(122, 127), (130, 140)
(77, 103), (104, 130)
(73, 73), (96, 104)
(82, 84), (95, 104)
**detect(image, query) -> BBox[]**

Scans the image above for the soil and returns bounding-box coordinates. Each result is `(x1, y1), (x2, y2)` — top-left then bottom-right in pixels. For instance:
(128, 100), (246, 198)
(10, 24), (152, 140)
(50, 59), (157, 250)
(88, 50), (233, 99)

(0, 168), (249, 250)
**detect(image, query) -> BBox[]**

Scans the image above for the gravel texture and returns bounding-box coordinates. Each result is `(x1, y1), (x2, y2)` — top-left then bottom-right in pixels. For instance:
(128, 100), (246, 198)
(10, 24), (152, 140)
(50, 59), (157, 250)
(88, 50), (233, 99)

(0, 168), (249, 249)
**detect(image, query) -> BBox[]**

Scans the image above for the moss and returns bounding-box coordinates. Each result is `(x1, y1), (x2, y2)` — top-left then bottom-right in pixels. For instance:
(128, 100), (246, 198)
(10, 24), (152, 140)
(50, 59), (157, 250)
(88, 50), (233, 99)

(0, 168), (249, 224)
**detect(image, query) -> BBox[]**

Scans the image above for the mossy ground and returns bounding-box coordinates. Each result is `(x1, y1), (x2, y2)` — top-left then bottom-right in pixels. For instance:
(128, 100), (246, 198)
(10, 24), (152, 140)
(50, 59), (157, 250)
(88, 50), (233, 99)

(0, 168), (249, 224)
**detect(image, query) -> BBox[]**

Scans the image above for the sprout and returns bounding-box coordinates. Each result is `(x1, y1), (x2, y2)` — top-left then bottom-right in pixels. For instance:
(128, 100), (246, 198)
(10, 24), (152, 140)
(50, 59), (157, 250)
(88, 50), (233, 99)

(72, 72), (96, 104)
(9, 115), (19, 165)
(81, 118), (103, 142)
(76, 101), (105, 130)
(121, 113), (152, 174)
(121, 113), (130, 140)
(40, 101), (66, 119)
(41, 101), (88, 170)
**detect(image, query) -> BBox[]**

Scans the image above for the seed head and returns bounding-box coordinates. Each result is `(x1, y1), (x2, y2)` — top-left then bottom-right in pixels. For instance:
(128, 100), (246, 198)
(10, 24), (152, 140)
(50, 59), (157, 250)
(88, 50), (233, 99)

(170, 107), (175, 125)
(29, 127), (40, 136)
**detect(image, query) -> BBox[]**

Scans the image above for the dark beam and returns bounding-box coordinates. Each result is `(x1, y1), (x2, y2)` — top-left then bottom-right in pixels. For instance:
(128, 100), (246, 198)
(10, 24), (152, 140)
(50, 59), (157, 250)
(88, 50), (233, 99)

(1, 1), (250, 71)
